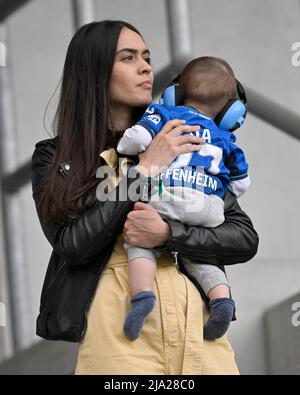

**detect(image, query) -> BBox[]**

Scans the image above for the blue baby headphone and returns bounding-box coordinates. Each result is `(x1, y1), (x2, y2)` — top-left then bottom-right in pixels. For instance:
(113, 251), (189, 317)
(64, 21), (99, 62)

(159, 75), (247, 132)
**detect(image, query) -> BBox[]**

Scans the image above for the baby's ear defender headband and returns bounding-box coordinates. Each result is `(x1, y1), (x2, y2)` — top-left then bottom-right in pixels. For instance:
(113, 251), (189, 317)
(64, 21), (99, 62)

(159, 75), (247, 132)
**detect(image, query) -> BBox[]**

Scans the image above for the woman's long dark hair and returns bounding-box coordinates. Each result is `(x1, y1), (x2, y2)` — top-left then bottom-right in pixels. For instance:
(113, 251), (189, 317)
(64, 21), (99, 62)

(39, 20), (145, 224)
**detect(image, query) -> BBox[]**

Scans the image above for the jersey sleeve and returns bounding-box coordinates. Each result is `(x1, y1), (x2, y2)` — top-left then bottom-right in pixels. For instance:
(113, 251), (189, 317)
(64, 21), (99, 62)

(226, 134), (249, 181)
(117, 124), (153, 155)
(136, 103), (167, 138)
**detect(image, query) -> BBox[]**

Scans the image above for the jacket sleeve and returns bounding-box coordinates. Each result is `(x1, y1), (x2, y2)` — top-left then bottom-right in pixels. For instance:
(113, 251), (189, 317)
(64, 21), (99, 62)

(30, 139), (147, 267)
(164, 190), (259, 266)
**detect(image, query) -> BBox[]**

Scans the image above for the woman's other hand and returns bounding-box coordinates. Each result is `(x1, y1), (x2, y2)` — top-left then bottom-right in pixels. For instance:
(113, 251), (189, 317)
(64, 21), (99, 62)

(123, 202), (171, 248)
(136, 119), (205, 176)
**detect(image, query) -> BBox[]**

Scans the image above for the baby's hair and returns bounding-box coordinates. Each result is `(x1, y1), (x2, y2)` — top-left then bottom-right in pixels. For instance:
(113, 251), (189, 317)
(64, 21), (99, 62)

(178, 56), (238, 117)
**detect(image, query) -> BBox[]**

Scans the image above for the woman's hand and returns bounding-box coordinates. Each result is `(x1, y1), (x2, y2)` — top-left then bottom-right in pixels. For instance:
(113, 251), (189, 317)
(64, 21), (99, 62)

(136, 119), (205, 176)
(123, 202), (171, 248)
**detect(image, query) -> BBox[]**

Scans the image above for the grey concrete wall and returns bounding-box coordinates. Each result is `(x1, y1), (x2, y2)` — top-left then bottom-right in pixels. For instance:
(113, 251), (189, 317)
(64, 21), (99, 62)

(4, 0), (74, 353)
(0, 340), (78, 375)
(0, 174), (13, 362)
(0, 0), (299, 374)
(264, 292), (300, 374)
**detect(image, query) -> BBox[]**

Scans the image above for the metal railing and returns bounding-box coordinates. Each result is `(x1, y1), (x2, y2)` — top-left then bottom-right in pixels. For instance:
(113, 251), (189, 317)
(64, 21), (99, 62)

(0, 0), (32, 22)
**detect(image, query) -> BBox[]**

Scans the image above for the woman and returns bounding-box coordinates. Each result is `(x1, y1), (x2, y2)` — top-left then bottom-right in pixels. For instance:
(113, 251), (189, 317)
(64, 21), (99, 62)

(31, 20), (258, 374)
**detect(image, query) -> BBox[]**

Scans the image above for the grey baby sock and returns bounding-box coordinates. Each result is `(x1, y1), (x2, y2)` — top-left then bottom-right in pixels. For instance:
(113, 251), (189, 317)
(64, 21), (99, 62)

(123, 291), (156, 341)
(203, 297), (235, 340)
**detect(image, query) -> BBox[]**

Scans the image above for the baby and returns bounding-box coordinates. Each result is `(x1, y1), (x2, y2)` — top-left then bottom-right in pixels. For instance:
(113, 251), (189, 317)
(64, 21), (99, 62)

(117, 56), (250, 341)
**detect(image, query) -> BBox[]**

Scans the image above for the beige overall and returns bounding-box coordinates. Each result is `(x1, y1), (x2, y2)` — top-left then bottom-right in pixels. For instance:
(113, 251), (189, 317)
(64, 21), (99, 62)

(74, 148), (239, 375)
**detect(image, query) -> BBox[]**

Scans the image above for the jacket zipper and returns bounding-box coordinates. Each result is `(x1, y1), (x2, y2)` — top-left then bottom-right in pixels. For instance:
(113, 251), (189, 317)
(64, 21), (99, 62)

(171, 250), (180, 271)
(172, 244), (248, 262)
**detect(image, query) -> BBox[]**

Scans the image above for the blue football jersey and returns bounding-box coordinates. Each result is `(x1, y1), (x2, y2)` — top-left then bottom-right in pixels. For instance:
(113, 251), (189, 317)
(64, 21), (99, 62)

(137, 103), (249, 198)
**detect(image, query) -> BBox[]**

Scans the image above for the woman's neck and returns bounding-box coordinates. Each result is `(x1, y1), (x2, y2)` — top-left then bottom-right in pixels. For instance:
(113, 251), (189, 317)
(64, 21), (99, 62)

(110, 104), (133, 134)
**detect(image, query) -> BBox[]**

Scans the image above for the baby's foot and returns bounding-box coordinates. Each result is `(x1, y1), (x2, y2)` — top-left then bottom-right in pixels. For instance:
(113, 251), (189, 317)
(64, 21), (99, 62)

(203, 298), (235, 340)
(124, 291), (156, 340)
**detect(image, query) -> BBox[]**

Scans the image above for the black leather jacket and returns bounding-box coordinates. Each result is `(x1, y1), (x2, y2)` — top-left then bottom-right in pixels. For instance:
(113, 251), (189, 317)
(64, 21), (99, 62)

(31, 137), (259, 342)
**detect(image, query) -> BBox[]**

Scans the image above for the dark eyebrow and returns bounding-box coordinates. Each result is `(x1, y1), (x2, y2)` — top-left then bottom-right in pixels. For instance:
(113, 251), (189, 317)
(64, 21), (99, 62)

(116, 48), (150, 56)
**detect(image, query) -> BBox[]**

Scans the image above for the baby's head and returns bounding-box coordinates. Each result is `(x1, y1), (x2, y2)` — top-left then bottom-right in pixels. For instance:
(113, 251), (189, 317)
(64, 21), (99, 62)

(178, 56), (238, 119)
